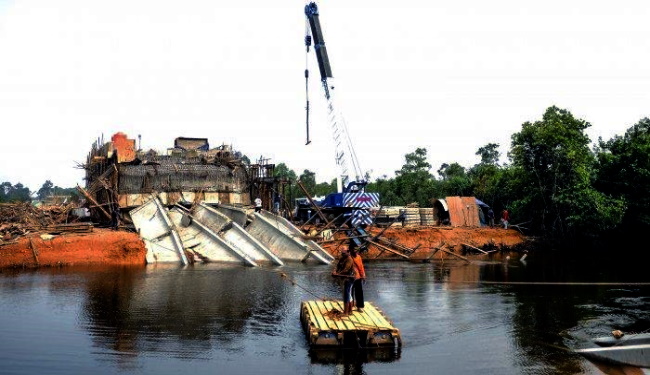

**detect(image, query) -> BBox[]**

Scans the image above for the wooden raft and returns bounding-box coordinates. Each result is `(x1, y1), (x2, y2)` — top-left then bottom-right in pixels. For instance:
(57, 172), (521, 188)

(300, 300), (402, 348)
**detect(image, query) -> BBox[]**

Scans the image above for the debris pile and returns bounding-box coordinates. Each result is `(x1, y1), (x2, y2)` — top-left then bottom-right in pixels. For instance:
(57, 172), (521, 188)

(0, 202), (88, 244)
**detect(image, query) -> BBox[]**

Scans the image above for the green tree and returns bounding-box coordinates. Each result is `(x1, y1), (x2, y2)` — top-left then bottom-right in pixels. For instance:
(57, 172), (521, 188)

(476, 143), (501, 165)
(0, 182), (11, 202)
(437, 162), (471, 197)
(0, 182), (31, 202)
(37, 180), (54, 200)
(393, 148), (436, 206)
(595, 117), (650, 234)
(468, 143), (504, 207)
(367, 176), (401, 206)
(272, 163), (300, 207)
(509, 106), (624, 242)
(314, 179), (337, 197)
(298, 169), (317, 196)
(274, 163), (297, 181)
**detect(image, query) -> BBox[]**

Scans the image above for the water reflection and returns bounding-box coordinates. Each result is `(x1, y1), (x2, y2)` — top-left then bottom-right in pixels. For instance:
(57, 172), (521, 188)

(82, 264), (292, 356)
(0, 256), (648, 374)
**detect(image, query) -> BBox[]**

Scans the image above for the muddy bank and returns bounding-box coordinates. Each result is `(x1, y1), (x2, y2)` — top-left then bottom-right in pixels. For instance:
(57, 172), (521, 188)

(0, 226), (530, 269)
(321, 226), (531, 261)
(0, 228), (146, 269)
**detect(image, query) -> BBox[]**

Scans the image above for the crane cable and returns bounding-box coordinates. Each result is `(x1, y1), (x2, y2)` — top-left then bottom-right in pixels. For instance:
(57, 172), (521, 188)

(304, 9), (312, 145)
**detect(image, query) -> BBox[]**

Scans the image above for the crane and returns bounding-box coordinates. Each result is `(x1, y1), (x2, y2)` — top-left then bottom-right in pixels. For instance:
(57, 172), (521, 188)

(304, 1), (365, 194)
(302, 1), (379, 227)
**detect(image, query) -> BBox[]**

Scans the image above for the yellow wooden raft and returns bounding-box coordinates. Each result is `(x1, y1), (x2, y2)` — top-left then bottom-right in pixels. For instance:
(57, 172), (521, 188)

(300, 300), (402, 348)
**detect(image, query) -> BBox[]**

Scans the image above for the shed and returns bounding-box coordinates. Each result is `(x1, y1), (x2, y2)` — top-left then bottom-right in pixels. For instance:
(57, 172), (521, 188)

(438, 196), (483, 227)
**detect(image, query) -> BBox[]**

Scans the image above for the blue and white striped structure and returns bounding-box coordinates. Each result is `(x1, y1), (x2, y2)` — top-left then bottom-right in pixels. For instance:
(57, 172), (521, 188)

(343, 192), (379, 226)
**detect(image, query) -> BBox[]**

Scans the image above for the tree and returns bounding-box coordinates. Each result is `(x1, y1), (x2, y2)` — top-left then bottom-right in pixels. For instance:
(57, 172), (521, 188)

(37, 180), (54, 200)
(476, 143), (501, 166)
(393, 148), (436, 207)
(314, 180), (336, 197)
(595, 117), (650, 235)
(298, 169), (317, 196)
(509, 106), (624, 242)
(0, 182), (31, 202)
(274, 163), (297, 181)
(396, 147), (431, 175)
(468, 143), (504, 207)
(437, 162), (471, 197)
(368, 176), (401, 206)
(0, 182), (11, 202)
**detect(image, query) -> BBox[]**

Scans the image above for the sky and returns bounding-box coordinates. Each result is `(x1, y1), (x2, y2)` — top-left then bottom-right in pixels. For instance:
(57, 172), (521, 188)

(0, 0), (649, 192)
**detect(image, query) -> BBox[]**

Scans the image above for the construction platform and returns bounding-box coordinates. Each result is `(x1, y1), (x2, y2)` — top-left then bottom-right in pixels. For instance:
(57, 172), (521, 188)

(300, 300), (402, 348)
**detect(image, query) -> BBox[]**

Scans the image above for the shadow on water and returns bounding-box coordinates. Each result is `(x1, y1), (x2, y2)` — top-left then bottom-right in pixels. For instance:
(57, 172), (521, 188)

(308, 346), (401, 364)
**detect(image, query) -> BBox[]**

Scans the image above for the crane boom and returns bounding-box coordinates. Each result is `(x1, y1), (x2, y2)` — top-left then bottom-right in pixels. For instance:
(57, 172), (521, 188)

(301, 1), (379, 229)
(304, 1), (365, 193)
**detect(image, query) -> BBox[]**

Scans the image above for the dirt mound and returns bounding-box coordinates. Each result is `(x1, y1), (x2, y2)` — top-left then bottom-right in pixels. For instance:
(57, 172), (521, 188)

(0, 228), (145, 269)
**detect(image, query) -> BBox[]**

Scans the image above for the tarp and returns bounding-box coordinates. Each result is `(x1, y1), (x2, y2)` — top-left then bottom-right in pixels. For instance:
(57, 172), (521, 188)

(475, 198), (490, 208)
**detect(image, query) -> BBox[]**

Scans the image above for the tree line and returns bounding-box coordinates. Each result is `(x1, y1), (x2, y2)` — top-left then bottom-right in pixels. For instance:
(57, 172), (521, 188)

(0, 180), (80, 204)
(3, 106), (648, 248)
(276, 106), (650, 249)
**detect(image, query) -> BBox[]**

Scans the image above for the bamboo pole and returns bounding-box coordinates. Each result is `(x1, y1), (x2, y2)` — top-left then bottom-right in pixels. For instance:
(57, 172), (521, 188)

(76, 185), (111, 220)
(426, 242), (446, 260)
(462, 242), (488, 254)
(28, 237), (39, 265)
(296, 180), (328, 223)
(367, 240), (410, 259)
(438, 247), (470, 263)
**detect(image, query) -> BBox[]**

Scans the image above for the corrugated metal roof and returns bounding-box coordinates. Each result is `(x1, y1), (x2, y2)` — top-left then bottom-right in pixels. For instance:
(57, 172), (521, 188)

(445, 196), (481, 227)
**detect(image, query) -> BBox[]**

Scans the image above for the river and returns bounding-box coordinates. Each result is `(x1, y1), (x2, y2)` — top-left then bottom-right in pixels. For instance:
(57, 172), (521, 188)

(0, 255), (648, 375)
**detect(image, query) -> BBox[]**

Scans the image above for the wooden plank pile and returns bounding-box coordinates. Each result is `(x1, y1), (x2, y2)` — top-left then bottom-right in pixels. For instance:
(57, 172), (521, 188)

(0, 203), (90, 244)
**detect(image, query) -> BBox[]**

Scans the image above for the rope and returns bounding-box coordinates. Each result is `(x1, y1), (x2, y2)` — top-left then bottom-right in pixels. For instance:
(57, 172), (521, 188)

(476, 281), (650, 286)
(274, 269), (333, 301)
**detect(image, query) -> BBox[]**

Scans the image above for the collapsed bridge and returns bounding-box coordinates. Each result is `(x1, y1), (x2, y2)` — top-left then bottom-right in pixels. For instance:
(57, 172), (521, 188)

(80, 132), (331, 266)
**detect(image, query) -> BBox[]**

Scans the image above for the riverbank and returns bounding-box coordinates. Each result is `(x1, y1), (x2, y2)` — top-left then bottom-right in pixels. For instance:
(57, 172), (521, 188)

(0, 228), (146, 269)
(0, 225), (529, 269)
(323, 226), (531, 261)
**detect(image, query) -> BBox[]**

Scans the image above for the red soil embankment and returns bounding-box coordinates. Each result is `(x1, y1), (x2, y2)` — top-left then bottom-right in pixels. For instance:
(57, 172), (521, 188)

(0, 228), (146, 269)
(322, 226), (531, 260)
(0, 225), (529, 269)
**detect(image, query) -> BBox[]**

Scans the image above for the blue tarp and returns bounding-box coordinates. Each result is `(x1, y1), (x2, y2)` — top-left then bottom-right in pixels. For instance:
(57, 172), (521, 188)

(475, 198), (490, 208)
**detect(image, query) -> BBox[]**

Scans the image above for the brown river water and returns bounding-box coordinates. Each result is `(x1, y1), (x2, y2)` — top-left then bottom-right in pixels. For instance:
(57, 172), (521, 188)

(0, 254), (648, 375)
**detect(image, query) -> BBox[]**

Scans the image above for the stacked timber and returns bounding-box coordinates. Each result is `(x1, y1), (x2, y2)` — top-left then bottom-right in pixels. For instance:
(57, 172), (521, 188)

(419, 208), (436, 226)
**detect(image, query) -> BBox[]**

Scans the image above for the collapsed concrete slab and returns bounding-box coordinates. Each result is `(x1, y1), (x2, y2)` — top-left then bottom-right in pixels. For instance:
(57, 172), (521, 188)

(130, 195), (188, 265)
(192, 203), (283, 266)
(168, 206), (258, 267)
(246, 210), (334, 264)
(130, 191), (333, 266)
(212, 203), (250, 227)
